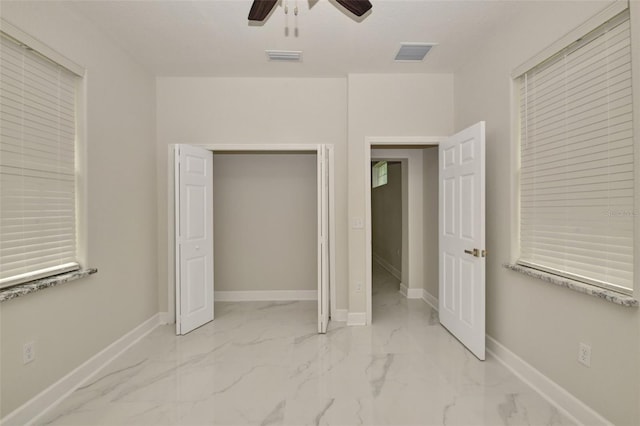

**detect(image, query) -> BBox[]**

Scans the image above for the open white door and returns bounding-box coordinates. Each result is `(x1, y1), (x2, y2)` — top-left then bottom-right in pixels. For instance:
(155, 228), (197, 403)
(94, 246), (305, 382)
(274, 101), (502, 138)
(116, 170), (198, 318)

(175, 145), (214, 335)
(439, 122), (486, 360)
(318, 145), (330, 334)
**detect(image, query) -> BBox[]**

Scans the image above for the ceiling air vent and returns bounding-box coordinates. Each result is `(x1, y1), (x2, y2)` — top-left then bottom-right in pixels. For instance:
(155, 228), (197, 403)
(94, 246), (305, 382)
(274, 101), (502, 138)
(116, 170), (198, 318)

(266, 50), (302, 62)
(394, 43), (436, 62)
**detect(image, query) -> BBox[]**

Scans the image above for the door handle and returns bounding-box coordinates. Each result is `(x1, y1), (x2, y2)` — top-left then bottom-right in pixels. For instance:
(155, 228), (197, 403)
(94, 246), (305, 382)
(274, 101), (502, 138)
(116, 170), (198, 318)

(464, 248), (480, 257)
(464, 249), (487, 257)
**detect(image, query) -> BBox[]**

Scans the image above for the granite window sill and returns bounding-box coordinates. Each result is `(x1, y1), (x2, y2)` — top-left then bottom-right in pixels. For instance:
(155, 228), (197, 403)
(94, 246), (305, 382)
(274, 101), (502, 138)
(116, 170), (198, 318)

(504, 263), (638, 307)
(0, 268), (98, 302)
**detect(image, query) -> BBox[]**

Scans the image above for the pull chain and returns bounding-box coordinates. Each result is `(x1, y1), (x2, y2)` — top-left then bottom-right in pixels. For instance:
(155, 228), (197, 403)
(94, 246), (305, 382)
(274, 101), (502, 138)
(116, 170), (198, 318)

(294, 0), (299, 36)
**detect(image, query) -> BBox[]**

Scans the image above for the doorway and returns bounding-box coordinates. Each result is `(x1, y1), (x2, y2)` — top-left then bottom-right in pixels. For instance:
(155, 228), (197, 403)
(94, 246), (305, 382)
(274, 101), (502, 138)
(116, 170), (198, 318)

(171, 144), (334, 335)
(363, 123), (486, 360)
(371, 160), (404, 287)
(370, 159), (405, 318)
(368, 146), (439, 322)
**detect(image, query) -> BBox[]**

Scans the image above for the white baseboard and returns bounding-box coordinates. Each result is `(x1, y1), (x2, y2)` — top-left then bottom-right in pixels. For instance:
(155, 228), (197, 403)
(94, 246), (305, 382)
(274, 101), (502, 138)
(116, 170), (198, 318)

(372, 254), (401, 281)
(214, 290), (317, 302)
(347, 312), (367, 326)
(399, 283), (408, 297)
(2, 313), (163, 426)
(331, 309), (348, 322)
(422, 289), (439, 311)
(486, 336), (612, 426)
(406, 288), (423, 299)
(411, 295), (606, 424)
(158, 311), (172, 325)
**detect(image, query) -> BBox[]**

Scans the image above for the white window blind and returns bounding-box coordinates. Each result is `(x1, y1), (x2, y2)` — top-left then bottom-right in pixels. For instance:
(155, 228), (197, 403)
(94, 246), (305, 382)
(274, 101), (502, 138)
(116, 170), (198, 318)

(518, 10), (634, 294)
(0, 32), (80, 288)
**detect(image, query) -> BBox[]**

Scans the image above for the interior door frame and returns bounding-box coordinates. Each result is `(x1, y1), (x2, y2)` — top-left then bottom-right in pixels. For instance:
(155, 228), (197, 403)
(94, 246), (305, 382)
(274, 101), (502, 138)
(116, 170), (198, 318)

(168, 143), (336, 325)
(364, 136), (444, 325)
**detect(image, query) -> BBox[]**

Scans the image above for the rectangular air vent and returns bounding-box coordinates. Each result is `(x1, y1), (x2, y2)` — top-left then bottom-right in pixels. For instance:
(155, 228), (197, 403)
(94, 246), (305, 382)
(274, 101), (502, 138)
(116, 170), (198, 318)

(394, 43), (436, 62)
(266, 50), (302, 62)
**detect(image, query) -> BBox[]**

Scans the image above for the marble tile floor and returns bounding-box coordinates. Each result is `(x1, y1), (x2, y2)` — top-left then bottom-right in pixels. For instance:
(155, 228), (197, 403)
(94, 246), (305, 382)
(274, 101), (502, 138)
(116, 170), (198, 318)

(36, 264), (574, 426)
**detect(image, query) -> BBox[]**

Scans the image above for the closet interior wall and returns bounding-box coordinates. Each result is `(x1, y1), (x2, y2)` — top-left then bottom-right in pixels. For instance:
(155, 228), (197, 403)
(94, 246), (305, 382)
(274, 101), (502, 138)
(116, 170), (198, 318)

(212, 152), (318, 293)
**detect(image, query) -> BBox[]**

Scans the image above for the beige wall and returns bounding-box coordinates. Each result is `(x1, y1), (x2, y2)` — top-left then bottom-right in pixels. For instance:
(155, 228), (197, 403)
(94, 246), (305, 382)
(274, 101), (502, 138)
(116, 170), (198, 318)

(159, 75), (451, 318)
(454, 1), (639, 424)
(156, 77), (348, 314)
(422, 147), (438, 299)
(371, 162), (402, 277)
(212, 153), (317, 292)
(347, 74), (454, 314)
(0, 2), (158, 417)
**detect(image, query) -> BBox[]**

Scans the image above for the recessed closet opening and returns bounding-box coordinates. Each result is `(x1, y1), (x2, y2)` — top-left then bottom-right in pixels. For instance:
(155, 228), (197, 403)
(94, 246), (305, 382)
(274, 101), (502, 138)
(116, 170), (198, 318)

(212, 151), (317, 301)
(173, 144), (333, 335)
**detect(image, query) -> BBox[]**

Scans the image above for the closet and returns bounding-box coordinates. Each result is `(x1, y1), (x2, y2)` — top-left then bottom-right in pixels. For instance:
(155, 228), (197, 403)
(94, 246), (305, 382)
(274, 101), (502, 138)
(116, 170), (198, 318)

(173, 145), (333, 335)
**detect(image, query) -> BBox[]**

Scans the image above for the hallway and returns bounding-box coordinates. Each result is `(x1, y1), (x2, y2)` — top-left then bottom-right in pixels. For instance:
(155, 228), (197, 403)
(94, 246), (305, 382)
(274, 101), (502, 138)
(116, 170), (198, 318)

(36, 267), (573, 425)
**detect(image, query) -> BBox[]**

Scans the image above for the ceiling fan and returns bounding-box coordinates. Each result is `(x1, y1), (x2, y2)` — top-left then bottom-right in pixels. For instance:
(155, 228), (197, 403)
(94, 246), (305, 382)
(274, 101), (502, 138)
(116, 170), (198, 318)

(248, 0), (372, 21)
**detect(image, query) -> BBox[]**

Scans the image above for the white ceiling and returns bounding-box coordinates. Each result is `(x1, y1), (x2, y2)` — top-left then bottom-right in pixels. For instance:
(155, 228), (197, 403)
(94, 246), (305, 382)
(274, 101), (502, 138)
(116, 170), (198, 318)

(61, 0), (570, 77)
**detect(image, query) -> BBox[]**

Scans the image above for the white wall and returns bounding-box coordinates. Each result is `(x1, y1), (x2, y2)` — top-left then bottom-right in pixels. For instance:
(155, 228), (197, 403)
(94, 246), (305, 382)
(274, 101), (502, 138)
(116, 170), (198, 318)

(0, 2), (158, 417)
(156, 78), (348, 314)
(212, 153), (317, 292)
(347, 74), (454, 315)
(454, 1), (639, 424)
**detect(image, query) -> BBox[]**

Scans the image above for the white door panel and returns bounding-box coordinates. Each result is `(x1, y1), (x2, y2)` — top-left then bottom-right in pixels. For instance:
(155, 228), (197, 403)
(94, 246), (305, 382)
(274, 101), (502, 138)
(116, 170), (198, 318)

(175, 145), (214, 335)
(318, 145), (330, 334)
(439, 122), (486, 360)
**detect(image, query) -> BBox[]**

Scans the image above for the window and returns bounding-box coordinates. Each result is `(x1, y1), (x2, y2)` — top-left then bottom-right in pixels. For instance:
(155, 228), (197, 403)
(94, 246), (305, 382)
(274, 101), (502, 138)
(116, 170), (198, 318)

(517, 9), (634, 294)
(0, 31), (81, 289)
(372, 161), (388, 188)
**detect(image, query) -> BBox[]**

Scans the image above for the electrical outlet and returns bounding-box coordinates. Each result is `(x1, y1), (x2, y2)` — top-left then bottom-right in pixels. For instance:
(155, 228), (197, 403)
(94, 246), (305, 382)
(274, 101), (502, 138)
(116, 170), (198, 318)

(578, 342), (591, 367)
(23, 341), (36, 364)
(355, 280), (362, 292)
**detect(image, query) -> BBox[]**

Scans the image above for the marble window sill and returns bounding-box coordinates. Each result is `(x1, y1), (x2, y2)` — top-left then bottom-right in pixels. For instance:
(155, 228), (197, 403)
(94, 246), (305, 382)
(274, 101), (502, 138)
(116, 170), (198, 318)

(0, 268), (98, 302)
(504, 263), (638, 307)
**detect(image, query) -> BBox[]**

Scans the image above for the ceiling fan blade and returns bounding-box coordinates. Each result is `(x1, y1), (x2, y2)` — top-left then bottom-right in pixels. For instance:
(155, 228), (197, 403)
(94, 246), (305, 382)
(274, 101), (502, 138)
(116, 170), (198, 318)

(248, 0), (278, 21)
(335, 0), (372, 17)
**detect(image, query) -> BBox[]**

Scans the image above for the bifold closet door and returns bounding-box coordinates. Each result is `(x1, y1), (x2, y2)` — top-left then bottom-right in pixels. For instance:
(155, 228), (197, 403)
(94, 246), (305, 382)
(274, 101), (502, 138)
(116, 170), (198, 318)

(175, 145), (214, 335)
(318, 145), (330, 334)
